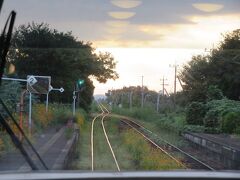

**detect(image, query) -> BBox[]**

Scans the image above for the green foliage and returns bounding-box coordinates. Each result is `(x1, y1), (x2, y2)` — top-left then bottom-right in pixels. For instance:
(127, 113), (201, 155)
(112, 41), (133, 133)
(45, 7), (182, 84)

(207, 85), (224, 101)
(179, 29), (240, 102)
(221, 112), (240, 133)
(203, 99), (240, 133)
(203, 110), (220, 129)
(113, 107), (186, 133)
(123, 129), (184, 170)
(0, 81), (22, 111)
(49, 104), (73, 125)
(106, 86), (160, 109)
(113, 107), (159, 122)
(186, 102), (206, 125)
(11, 22), (118, 111)
(183, 125), (205, 133)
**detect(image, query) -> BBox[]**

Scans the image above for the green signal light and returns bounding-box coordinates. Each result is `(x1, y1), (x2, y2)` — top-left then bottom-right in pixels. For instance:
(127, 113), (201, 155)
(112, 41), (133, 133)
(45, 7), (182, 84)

(77, 79), (85, 86)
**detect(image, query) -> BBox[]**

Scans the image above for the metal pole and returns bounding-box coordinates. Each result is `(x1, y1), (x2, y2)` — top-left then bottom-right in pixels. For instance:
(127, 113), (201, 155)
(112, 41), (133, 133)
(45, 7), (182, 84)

(2, 77), (27, 82)
(29, 92), (32, 134)
(73, 91), (76, 116)
(141, 76), (144, 108)
(20, 90), (27, 140)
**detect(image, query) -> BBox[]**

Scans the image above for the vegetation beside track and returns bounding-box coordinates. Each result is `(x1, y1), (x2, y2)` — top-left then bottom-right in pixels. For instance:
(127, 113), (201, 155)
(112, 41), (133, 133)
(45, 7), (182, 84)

(71, 120), (91, 170)
(0, 103), (87, 155)
(111, 107), (187, 146)
(122, 129), (184, 170)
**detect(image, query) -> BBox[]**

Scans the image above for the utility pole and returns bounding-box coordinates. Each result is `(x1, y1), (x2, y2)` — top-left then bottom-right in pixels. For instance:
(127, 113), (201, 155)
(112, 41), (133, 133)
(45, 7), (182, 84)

(170, 63), (179, 107)
(141, 75), (144, 108)
(160, 76), (168, 97)
(158, 76), (168, 112)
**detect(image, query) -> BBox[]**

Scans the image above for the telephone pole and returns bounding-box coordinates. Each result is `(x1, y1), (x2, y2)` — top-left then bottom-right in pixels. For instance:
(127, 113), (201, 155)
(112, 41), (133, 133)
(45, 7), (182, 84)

(160, 76), (168, 97)
(170, 63), (179, 107)
(157, 76), (168, 112)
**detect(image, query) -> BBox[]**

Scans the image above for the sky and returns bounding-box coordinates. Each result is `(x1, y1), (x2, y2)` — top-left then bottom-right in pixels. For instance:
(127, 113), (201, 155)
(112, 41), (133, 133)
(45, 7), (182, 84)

(1, 0), (240, 95)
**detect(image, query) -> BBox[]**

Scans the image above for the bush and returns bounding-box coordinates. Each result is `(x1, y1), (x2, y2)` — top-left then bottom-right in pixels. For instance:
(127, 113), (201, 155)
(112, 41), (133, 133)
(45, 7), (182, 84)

(50, 104), (72, 125)
(221, 111), (240, 133)
(184, 125), (205, 133)
(207, 85), (224, 101)
(186, 102), (206, 125)
(123, 129), (184, 170)
(32, 104), (52, 130)
(203, 99), (240, 133)
(203, 109), (219, 128)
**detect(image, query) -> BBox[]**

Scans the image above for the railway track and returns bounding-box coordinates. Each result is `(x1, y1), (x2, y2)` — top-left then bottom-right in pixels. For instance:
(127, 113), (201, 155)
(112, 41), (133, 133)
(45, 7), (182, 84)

(90, 104), (120, 171)
(92, 104), (215, 171)
(118, 117), (215, 171)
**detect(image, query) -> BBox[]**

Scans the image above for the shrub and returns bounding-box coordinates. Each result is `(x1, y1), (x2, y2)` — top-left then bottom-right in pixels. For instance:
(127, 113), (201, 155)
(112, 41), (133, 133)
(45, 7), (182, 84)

(203, 109), (219, 128)
(221, 111), (240, 133)
(207, 85), (224, 101)
(73, 110), (86, 130)
(203, 99), (240, 133)
(32, 104), (50, 130)
(123, 129), (184, 170)
(186, 102), (206, 125)
(50, 104), (72, 125)
(184, 125), (205, 133)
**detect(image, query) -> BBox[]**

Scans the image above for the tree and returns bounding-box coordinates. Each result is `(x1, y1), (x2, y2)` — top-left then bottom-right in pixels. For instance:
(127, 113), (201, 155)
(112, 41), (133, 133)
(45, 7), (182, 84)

(179, 55), (210, 102)
(179, 29), (240, 103)
(10, 22), (118, 111)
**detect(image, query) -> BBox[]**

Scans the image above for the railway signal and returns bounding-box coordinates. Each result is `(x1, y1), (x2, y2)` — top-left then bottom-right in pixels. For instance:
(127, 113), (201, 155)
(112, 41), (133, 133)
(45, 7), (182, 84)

(73, 79), (85, 116)
(77, 79), (85, 90)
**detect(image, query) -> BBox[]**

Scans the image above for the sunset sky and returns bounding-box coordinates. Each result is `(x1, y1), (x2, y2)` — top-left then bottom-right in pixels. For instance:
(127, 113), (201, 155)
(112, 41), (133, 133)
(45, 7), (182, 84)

(1, 0), (240, 95)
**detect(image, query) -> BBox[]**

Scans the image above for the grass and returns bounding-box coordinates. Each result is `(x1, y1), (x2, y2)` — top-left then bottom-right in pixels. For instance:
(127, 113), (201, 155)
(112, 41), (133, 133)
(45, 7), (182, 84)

(72, 116), (136, 171)
(122, 129), (185, 170)
(0, 103), (87, 156)
(112, 107), (188, 147)
(103, 117), (136, 170)
(71, 121), (91, 170)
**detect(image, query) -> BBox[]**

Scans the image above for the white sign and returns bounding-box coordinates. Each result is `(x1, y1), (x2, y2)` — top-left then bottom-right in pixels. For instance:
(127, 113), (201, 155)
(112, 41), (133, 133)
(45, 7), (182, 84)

(27, 75), (51, 94)
(27, 76), (37, 86)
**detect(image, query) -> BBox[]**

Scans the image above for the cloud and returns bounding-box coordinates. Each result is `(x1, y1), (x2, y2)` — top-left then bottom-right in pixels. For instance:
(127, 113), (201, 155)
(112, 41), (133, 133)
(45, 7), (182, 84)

(108, 11), (136, 19)
(111, 0), (142, 9)
(93, 13), (240, 48)
(192, 3), (224, 12)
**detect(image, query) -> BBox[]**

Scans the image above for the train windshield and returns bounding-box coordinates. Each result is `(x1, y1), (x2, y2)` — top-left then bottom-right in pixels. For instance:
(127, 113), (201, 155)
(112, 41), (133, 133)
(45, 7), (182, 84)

(0, 0), (240, 176)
